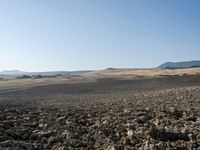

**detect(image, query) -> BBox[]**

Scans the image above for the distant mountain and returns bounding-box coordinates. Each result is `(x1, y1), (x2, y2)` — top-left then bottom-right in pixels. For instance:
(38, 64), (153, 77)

(0, 70), (92, 78)
(0, 70), (27, 75)
(159, 60), (200, 69)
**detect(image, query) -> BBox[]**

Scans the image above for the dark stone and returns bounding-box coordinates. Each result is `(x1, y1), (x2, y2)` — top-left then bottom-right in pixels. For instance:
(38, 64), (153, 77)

(136, 115), (153, 124)
(150, 126), (189, 142)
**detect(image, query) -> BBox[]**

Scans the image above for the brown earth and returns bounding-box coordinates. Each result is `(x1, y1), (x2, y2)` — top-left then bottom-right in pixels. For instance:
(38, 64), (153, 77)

(0, 74), (200, 149)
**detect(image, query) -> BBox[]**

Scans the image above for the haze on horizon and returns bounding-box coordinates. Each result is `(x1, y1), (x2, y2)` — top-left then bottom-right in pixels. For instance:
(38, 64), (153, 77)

(0, 0), (200, 72)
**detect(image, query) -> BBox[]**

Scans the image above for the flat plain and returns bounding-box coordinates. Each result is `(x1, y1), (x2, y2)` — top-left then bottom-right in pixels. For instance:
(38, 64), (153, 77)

(1, 68), (200, 149)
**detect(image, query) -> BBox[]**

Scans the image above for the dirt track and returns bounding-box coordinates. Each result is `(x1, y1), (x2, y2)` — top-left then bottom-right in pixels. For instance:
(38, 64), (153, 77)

(0, 75), (200, 149)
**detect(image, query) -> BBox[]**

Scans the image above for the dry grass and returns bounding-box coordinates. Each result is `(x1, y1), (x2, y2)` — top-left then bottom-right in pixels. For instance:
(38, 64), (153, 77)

(84, 67), (200, 79)
(0, 77), (71, 93)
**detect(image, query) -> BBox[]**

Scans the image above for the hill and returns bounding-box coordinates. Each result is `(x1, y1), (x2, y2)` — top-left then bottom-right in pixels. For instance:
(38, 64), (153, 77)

(159, 60), (200, 69)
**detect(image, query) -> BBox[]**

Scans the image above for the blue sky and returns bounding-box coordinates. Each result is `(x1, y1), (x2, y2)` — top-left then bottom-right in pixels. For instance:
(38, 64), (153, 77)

(0, 0), (199, 71)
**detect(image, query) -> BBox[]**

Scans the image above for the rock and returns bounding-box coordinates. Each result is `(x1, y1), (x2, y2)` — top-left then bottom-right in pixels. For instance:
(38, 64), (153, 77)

(155, 142), (167, 150)
(100, 125), (113, 137)
(187, 116), (197, 122)
(58, 146), (68, 150)
(51, 143), (68, 150)
(102, 120), (109, 124)
(62, 129), (74, 139)
(124, 145), (136, 150)
(78, 118), (88, 126)
(28, 122), (38, 128)
(57, 116), (66, 125)
(0, 124), (10, 132)
(31, 130), (55, 141)
(6, 116), (16, 120)
(150, 126), (190, 141)
(48, 136), (61, 146)
(42, 131), (54, 138)
(146, 141), (167, 150)
(136, 115), (153, 124)
(5, 128), (32, 140)
(106, 145), (115, 150)
(38, 123), (47, 128)
(0, 135), (9, 142)
(127, 129), (134, 140)
(124, 123), (136, 130)
(129, 138), (140, 146)
(82, 134), (96, 147)
(0, 140), (40, 150)
(169, 107), (183, 119)
(3, 120), (15, 127)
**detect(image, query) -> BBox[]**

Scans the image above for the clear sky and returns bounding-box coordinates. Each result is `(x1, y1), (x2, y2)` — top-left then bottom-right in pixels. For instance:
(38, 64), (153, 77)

(0, 0), (199, 71)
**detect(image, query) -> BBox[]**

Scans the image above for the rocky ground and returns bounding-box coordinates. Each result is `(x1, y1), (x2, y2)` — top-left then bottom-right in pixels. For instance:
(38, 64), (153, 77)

(0, 75), (200, 150)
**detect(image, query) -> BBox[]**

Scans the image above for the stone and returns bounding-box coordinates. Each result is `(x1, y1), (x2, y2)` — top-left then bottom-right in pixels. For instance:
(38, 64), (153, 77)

(150, 126), (190, 142)
(48, 136), (61, 146)
(0, 140), (40, 150)
(127, 129), (134, 140)
(136, 115), (153, 124)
